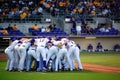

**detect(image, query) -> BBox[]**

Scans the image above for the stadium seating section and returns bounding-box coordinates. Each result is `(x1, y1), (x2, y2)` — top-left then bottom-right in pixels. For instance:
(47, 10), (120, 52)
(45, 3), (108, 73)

(0, 0), (120, 36)
(29, 27), (69, 36)
(0, 28), (25, 36)
(71, 27), (119, 36)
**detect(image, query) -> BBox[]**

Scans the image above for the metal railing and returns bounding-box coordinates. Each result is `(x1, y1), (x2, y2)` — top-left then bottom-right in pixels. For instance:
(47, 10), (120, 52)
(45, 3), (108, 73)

(0, 12), (119, 23)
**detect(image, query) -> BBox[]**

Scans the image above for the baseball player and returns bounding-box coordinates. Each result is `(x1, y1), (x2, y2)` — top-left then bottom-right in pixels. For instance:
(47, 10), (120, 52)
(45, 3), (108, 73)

(35, 37), (49, 71)
(14, 40), (22, 70)
(4, 37), (19, 71)
(26, 38), (38, 71)
(18, 38), (31, 72)
(55, 39), (73, 71)
(46, 39), (59, 71)
(61, 37), (83, 70)
(68, 40), (83, 70)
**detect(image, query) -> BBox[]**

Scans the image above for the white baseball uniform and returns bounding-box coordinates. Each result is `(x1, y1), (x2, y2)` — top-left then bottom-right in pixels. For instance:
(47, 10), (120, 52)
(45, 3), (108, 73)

(46, 40), (59, 71)
(68, 40), (83, 70)
(35, 38), (49, 71)
(55, 41), (73, 71)
(14, 42), (22, 70)
(18, 39), (31, 71)
(5, 40), (19, 71)
(26, 45), (37, 71)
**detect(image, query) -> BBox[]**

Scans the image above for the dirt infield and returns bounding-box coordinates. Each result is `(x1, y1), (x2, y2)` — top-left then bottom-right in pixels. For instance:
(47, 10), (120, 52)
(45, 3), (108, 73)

(75, 62), (120, 73)
(83, 63), (120, 73)
(0, 53), (7, 60)
(1, 53), (120, 73)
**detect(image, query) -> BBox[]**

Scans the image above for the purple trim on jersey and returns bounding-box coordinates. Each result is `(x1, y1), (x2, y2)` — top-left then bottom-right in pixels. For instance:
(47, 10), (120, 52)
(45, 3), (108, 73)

(43, 61), (46, 68)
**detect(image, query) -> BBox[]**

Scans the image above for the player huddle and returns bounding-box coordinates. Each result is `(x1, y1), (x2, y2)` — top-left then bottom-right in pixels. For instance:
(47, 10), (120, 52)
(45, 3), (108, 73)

(4, 36), (83, 72)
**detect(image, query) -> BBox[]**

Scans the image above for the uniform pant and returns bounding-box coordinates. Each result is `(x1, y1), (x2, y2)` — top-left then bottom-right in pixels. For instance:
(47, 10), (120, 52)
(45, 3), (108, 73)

(5, 48), (15, 71)
(55, 48), (73, 71)
(68, 46), (83, 69)
(26, 48), (37, 71)
(18, 46), (27, 71)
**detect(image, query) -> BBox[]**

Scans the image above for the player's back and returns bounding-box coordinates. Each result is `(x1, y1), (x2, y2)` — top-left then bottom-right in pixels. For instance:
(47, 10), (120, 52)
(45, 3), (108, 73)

(8, 40), (19, 49)
(68, 40), (76, 47)
(35, 38), (49, 47)
(20, 39), (31, 49)
(61, 38), (69, 43)
(53, 40), (65, 49)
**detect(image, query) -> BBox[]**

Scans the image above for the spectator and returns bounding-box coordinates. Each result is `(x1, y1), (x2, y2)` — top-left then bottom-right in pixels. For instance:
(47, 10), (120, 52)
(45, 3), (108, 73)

(87, 44), (94, 52)
(12, 24), (18, 30)
(99, 24), (110, 32)
(99, 26), (105, 32)
(76, 24), (82, 35)
(71, 17), (76, 29)
(38, 6), (43, 15)
(48, 24), (52, 30)
(91, 10), (96, 16)
(96, 24), (102, 30)
(51, 23), (57, 31)
(0, 28), (8, 35)
(81, 19), (87, 25)
(93, 0), (100, 7)
(32, 8), (37, 16)
(6, 24), (13, 30)
(48, 23), (56, 31)
(43, 1), (51, 9)
(85, 25), (95, 34)
(28, 0), (34, 8)
(41, 26), (46, 32)
(8, 9), (15, 18)
(40, 0), (46, 5)
(96, 42), (104, 52)
(50, 5), (56, 16)
(32, 24), (39, 30)
(46, 27), (50, 32)
(20, 11), (27, 22)
(102, 8), (109, 17)
(0, 0), (119, 22)
(27, 11), (32, 17)
(114, 44), (120, 52)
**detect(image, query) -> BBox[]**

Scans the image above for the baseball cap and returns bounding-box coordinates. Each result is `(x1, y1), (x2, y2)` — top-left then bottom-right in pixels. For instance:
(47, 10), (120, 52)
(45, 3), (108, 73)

(18, 41), (22, 43)
(31, 38), (35, 43)
(10, 37), (17, 42)
(47, 40), (52, 43)
(48, 37), (52, 40)
(56, 36), (61, 41)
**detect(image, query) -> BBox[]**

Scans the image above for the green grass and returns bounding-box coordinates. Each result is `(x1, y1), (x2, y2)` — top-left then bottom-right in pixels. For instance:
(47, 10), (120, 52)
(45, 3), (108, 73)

(0, 52), (120, 80)
(0, 61), (120, 80)
(80, 52), (120, 67)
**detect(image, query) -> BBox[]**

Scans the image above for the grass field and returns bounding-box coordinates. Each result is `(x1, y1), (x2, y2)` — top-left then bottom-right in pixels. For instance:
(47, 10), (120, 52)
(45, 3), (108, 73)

(0, 52), (120, 80)
(80, 52), (120, 67)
